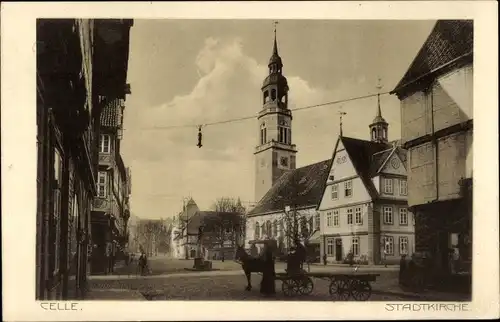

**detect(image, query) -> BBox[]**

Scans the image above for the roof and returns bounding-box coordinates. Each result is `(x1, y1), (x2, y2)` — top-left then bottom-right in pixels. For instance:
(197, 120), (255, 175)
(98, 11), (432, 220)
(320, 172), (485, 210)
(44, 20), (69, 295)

(339, 137), (393, 199)
(100, 99), (122, 127)
(392, 20), (473, 95)
(248, 159), (332, 216)
(183, 211), (242, 235)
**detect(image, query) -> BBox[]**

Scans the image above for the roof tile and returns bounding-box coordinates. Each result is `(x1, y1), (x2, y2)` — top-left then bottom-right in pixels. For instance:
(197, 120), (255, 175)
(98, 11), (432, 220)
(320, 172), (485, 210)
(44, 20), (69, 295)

(392, 20), (473, 94)
(248, 159), (332, 215)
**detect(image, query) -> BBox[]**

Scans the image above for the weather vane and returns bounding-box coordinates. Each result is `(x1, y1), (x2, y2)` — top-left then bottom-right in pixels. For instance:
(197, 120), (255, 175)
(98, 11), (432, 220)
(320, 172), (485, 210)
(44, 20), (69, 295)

(376, 77), (383, 92)
(339, 109), (347, 137)
(273, 21), (279, 34)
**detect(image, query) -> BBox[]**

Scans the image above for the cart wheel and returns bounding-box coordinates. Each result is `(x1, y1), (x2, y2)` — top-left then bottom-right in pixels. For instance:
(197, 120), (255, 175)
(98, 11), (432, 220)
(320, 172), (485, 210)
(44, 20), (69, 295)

(329, 279), (351, 301)
(282, 279), (295, 297)
(350, 280), (372, 301)
(298, 277), (314, 295)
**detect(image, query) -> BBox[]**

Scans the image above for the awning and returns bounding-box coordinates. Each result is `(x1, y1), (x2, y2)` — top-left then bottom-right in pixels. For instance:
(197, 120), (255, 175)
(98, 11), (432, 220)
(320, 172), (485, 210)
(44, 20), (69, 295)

(307, 231), (321, 245)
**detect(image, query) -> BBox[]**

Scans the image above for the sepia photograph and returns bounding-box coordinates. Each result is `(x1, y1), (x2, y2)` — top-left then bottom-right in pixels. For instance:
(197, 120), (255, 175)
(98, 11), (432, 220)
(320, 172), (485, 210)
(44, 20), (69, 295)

(34, 18), (473, 302)
(1, 1), (498, 321)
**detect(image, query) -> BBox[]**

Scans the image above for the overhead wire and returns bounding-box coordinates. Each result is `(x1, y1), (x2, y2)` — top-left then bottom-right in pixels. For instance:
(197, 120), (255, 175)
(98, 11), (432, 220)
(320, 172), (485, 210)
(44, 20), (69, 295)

(141, 90), (392, 131)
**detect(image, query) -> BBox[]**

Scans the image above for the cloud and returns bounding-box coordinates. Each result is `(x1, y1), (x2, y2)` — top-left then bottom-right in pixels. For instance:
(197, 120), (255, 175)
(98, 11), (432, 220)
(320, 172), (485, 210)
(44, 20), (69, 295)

(122, 36), (401, 218)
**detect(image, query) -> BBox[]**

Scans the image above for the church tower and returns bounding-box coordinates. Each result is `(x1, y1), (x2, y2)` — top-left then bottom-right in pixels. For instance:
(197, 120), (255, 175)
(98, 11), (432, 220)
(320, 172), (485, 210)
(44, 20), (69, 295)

(254, 25), (297, 203)
(369, 81), (389, 143)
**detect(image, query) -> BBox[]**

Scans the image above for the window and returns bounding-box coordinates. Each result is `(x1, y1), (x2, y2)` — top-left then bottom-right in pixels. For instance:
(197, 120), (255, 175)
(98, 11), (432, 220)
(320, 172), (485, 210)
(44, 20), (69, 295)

(384, 236), (394, 255)
(100, 134), (111, 153)
(326, 238), (334, 255)
(97, 172), (107, 198)
(399, 236), (409, 255)
(400, 180), (408, 196)
(344, 180), (352, 197)
(355, 207), (362, 225)
(278, 126), (289, 144)
(314, 213), (320, 230)
(266, 221), (272, 237)
(52, 148), (63, 275)
(279, 220), (284, 237)
(331, 184), (338, 200)
(384, 178), (393, 194)
(399, 208), (408, 225)
(260, 124), (267, 145)
(352, 237), (360, 256)
(383, 206), (393, 224)
(273, 220), (278, 237)
(347, 208), (353, 225)
(326, 212), (333, 227)
(333, 210), (339, 227)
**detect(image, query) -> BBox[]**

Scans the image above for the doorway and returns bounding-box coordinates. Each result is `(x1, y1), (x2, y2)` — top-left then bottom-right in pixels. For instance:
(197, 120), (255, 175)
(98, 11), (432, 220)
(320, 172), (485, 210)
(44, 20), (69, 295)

(190, 249), (196, 258)
(335, 239), (343, 262)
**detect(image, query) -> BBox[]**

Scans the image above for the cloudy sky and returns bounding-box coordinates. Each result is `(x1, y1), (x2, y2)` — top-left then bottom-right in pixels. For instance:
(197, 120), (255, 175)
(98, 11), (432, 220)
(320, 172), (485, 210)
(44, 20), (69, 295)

(120, 19), (436, 220)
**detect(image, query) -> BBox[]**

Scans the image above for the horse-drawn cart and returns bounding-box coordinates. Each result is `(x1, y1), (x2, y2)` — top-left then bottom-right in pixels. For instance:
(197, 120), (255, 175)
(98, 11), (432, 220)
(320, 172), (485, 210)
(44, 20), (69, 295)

(276, 271), (379, 301)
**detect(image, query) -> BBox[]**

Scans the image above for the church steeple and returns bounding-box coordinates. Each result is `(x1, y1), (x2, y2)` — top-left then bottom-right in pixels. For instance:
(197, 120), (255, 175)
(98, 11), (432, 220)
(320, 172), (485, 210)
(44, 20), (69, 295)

(369, 78), (389, 143)
(268, 22), (283, 74)
(254, 22), (297, 203)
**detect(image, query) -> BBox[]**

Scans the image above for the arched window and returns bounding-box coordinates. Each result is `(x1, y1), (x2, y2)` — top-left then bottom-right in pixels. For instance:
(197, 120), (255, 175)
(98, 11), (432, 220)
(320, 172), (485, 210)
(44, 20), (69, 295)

(263, 91), (269, 104)
(255, 222), (260, 239)
(300, 216), (309, 238)
(266, 220), (272, 238)
(372, 128), (377, 140)
(271, 89), (277, 101)
(260, 123), (267, 145)
(279, 219), (284, 237)
(261, 225), (265, 238)
(383, 128), (387, 139)
(273, 220), (278, 237)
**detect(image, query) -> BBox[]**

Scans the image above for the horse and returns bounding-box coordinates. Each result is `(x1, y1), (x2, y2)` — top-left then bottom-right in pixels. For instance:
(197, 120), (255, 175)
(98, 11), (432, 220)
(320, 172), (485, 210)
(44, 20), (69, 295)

(234, 245), (269, 291)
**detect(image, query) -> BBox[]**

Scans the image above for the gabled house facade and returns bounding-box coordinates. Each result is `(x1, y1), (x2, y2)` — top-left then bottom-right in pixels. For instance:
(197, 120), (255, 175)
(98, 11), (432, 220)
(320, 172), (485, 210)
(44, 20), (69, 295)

(318, 94), (414, 265)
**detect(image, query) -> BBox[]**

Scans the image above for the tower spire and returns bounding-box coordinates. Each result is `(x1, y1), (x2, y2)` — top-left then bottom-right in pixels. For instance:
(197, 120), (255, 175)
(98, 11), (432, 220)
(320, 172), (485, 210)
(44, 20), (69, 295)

(376, 77), (383, 118)
(369, 77), (389, 143)
(273, 21), (279, 55)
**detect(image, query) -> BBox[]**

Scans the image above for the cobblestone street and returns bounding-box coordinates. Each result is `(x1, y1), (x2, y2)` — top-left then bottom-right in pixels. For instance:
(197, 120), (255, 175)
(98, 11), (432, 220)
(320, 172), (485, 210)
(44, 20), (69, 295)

(88, 258), (469, 301)
(89, 272), (407, 301)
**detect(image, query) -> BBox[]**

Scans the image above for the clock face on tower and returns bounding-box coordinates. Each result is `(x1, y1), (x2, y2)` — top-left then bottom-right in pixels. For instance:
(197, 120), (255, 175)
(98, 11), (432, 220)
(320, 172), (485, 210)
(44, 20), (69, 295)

(280, 157), (289, 167)
(391, 158), (400, 169)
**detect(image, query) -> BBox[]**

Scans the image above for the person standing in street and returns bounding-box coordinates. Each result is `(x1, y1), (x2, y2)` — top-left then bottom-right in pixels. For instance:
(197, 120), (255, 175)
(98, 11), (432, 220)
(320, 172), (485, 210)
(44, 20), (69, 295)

(260, 243), (276, 295)
(323, 253), (327, 266)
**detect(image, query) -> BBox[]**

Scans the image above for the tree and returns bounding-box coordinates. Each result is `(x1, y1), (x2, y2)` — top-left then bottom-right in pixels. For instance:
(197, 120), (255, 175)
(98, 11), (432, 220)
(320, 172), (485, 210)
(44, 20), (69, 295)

(279, 210), (318, 252)
(136, 219), (167, 256)
(204, 197), (246, 250)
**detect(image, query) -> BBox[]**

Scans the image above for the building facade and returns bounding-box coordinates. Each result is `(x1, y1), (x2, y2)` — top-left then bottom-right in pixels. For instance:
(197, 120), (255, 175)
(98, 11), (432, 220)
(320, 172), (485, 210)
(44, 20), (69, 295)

(91, 99), (132, 274)
(36, 19), (133, 300)
(391, 20), (473, 279)
(171, 199), (244, 260)
(318, 92), (414, 265)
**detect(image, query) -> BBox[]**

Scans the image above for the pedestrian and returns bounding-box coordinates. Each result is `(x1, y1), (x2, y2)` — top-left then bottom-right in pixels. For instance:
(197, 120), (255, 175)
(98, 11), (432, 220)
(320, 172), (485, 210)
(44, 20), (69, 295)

(260, 244), (276, 296)
(399, 254), (407, 285)
(323, 253), (327, 266)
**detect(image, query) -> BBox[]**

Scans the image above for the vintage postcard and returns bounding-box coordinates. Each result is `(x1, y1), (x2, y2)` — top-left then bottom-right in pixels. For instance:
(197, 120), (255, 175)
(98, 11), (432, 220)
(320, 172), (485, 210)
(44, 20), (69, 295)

(1, 1), (498, 321)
